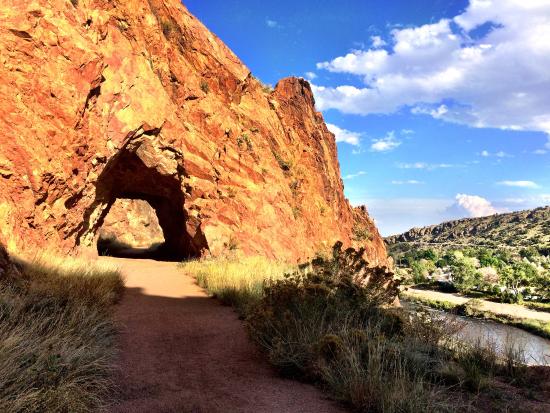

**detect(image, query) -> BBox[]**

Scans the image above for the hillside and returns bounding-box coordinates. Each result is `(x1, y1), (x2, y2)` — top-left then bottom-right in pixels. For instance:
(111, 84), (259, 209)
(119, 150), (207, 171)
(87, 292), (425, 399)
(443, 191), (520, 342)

(386, 206), (550, 252)
(0, 0), (387, 265)
(387, 207), (550, 305)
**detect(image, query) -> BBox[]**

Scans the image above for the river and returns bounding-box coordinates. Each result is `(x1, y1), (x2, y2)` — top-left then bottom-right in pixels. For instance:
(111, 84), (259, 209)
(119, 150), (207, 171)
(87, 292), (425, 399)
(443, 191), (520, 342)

(403, 301), (550, 366)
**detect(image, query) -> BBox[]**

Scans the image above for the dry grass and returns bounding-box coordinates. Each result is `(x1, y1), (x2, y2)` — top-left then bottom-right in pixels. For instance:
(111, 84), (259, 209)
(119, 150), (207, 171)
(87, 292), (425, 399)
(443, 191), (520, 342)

(0, 254), (123, 413)
(179, 256), (290, 314)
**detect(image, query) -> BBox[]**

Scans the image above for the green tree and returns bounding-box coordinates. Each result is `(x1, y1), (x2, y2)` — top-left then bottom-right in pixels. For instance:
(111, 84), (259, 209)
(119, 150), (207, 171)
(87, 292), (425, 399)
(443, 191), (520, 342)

(450, 255), (482, 292)
(498, 262), (539, 303)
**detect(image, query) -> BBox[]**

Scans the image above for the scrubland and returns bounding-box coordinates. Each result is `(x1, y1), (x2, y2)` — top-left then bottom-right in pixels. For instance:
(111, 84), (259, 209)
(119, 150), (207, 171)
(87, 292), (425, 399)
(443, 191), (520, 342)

(181, 246), (550, 413)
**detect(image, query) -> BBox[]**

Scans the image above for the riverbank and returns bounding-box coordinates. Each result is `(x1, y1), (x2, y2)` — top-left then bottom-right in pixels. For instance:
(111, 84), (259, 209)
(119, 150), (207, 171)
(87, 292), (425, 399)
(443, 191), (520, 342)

(402, 288), (550, 339)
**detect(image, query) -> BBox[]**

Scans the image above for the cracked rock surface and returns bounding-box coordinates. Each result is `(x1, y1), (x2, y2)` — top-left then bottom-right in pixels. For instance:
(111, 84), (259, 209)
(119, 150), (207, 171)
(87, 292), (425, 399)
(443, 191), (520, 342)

(0, 0), (388, 265)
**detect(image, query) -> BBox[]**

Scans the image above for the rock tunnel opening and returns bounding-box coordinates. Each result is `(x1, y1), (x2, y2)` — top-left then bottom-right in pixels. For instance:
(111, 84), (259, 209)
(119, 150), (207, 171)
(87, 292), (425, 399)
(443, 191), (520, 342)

(83, 143), (207, 261)
(97, 198), (168, 260)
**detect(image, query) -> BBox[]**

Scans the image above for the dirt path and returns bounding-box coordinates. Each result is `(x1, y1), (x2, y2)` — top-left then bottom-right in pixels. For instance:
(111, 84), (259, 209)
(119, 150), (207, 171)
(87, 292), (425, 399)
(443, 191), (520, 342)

(103, 257), (345, 413)
(405, 288), (550, 323)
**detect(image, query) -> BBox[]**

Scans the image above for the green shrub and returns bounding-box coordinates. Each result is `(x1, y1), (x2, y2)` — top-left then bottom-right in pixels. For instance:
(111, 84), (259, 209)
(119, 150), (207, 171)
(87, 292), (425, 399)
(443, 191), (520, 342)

(237, 133), (253, 151)
(272, 150), (291, 171)
(200, 80), (209, 94)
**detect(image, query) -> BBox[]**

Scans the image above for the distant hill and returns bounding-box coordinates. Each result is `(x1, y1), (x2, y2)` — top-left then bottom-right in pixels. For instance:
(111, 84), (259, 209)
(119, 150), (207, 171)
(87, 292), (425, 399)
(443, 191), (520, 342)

(386, 206), (550, 252)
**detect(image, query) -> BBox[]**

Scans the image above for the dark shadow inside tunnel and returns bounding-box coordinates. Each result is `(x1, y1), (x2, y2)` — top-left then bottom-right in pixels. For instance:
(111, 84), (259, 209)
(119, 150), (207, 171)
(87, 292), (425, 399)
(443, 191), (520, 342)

(89, 147), (205, 261)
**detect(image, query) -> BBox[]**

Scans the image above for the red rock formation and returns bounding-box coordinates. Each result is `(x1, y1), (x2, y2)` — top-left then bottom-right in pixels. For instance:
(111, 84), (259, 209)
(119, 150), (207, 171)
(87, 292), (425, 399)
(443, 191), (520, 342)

(0, 0), (389, 265)
(98, 199), (165, 248)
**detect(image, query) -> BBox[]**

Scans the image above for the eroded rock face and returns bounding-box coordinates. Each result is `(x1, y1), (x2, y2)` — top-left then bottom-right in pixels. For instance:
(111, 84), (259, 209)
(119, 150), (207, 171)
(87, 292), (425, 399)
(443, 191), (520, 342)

(0, 0), (389, 265)
(98, 199), (164, 248)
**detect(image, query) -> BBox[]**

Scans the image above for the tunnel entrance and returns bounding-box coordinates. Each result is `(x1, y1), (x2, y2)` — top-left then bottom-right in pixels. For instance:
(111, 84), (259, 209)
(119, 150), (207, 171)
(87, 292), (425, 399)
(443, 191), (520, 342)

(97, 198), (168, 260)
(78, 137), (207, 261)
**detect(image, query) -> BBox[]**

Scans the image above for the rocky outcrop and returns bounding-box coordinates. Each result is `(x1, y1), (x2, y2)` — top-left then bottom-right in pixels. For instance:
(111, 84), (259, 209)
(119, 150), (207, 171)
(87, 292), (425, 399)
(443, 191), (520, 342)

(98, 199), (164, 248)
(385, 206), (550, 251)
(0, 0), (388, 265)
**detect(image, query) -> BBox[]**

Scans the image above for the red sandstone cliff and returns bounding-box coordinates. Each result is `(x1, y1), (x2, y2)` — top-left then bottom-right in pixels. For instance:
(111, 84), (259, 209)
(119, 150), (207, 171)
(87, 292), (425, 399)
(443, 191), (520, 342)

(0, 0), (388, 265)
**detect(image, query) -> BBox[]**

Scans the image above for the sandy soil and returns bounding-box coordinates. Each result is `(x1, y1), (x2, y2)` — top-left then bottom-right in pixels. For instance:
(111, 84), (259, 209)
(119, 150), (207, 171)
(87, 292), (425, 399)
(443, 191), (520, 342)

(405, 288), (550, 322)
(102, 257), (345, 413)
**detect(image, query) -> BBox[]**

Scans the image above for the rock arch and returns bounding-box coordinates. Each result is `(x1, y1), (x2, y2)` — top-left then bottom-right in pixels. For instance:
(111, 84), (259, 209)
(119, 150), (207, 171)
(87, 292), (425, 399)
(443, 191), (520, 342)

(77, 132), (207, 260)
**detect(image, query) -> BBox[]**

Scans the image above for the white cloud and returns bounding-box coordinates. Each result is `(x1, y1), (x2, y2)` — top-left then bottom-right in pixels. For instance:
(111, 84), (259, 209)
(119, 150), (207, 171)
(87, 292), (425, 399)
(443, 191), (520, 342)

(504, 197), (527, 204)
(479, 150), (512, 158)
(348, 197), (453, 235)
(397, 162), (456, 170)
(266, 19), (280, 28)
(391, 180), (424, 185)
(304, 71), (317, 80)
(343, 171), (367, 180)
(312, 0), (550, 136)
(350, 193), (547, 236)
(370, 131), (401, 152)
(533, 149), (547, 155)
(498, 180), (540, 188)
(401, 129), (415, 135)
(371, 35), (387, 48)
(326, 123), (361, 146)
(455, 193), (499, 217)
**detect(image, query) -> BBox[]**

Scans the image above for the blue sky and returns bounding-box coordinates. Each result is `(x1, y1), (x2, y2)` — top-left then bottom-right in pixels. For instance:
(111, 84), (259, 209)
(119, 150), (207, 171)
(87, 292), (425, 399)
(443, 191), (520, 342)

(184, 0), (550, 235)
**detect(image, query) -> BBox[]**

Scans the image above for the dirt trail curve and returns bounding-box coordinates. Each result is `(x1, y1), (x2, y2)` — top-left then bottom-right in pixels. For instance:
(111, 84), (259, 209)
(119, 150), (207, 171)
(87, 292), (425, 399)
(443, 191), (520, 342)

(102, 257), (345, 413)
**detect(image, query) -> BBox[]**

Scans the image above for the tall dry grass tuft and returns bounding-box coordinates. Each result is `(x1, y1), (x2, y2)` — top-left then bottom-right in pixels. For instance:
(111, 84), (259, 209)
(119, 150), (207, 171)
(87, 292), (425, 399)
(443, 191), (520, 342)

(0, 253), (123, 413)
(179, 256), (290, 314)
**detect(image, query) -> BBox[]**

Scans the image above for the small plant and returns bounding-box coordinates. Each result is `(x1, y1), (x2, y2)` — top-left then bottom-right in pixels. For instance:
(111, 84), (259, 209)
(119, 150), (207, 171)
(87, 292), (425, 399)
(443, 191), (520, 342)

(226, 235), (238, 251)
(352, 224), (372, 242)
(200, 80), (209, 94)
(161, 19), (174, 37)
(289, 180), (300, 196)
(237, 133), (253, 151)
(227, 187), (237, 198)
(272, 150), (291, 171)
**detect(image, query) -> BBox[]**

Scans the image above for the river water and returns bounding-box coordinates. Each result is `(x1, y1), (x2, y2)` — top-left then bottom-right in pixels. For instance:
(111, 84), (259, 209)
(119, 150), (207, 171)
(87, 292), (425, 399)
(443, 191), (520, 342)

(403, 301), (550, 366)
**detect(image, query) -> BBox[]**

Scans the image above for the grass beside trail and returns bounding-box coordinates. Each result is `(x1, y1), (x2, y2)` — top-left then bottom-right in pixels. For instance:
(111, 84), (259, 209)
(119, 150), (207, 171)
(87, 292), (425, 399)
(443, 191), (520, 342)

(401, 292), (550, 339)
(182, 246), (546, 413)
(0, 254), (124, 413)
(180, 256), (290, 314)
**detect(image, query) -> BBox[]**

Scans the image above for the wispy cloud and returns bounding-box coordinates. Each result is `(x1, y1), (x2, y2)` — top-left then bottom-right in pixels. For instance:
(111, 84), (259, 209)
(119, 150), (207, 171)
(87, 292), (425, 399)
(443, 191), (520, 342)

(480, 150), (512, 158)
(343, 171), (367, 180)
(266, 19), (281, 29)
(370, 131), (401, 152)
(498, 180), (540, 189)
(396, 162), (456, 170)
(391, 180), (424, 185)
(326, 123), (361, 146)
(304, 71), (317, 80)
(370, 35), (386, 48)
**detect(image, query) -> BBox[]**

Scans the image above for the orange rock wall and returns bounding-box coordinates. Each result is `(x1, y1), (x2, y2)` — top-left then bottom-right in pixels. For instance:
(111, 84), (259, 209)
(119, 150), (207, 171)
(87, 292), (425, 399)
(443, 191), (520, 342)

(0, 0), (388, 265)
